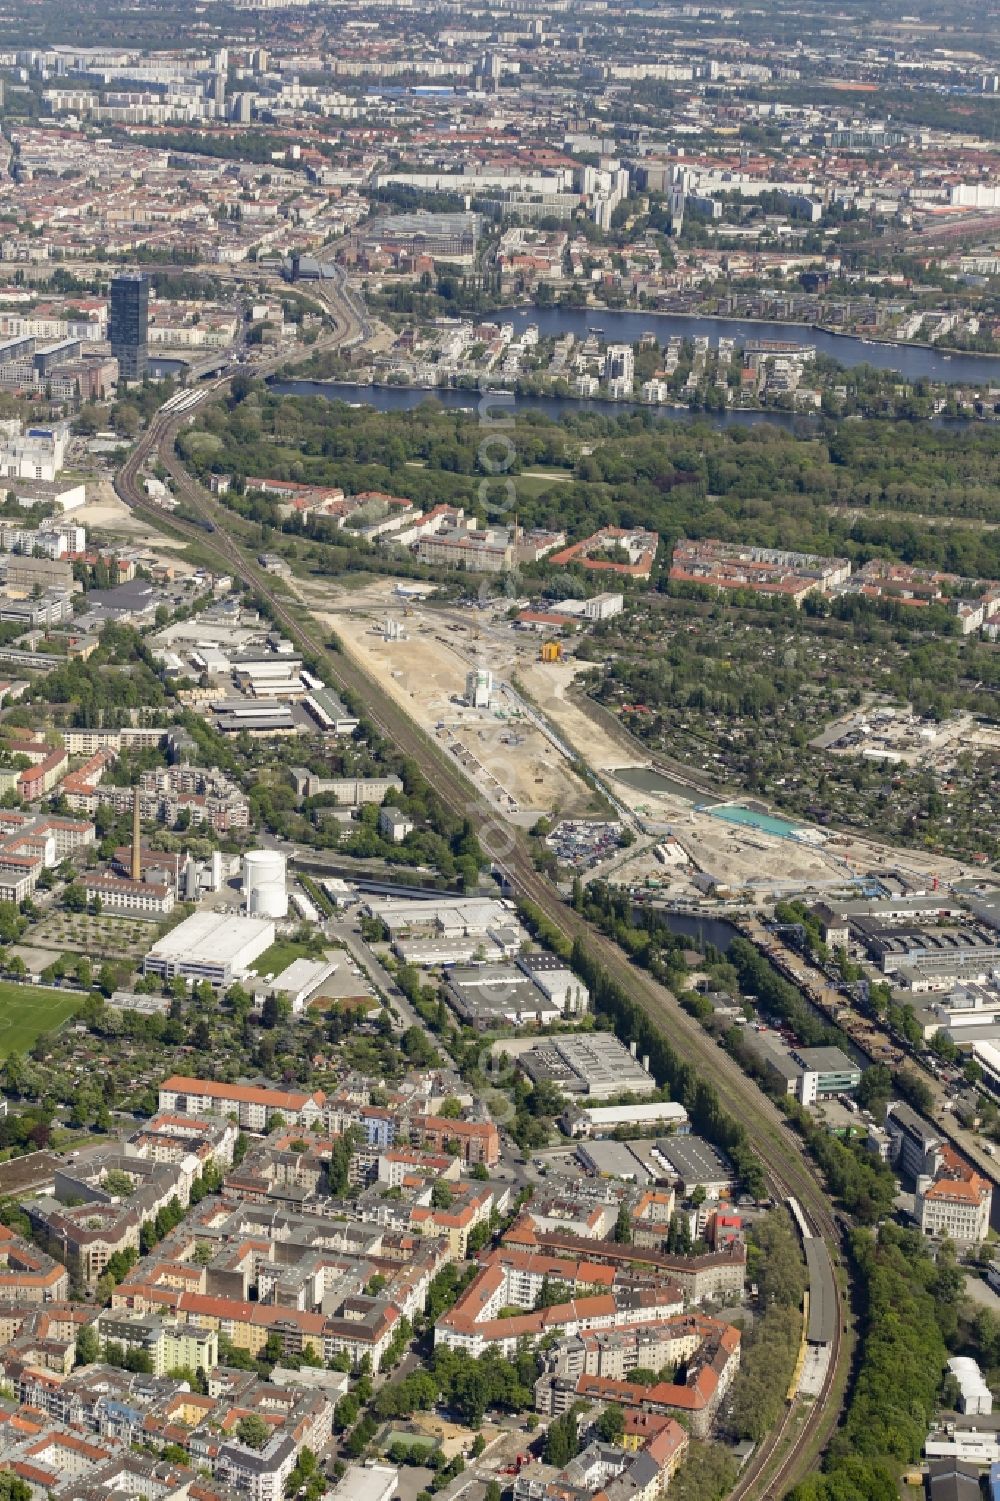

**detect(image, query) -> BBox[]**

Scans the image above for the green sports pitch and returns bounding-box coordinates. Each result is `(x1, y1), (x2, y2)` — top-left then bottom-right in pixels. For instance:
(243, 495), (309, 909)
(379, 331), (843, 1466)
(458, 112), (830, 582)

(0, 983), (84, 1058)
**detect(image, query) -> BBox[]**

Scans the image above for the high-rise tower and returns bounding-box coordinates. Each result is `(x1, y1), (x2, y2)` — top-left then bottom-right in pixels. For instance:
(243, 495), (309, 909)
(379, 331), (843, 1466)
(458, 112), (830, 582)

(110, 271), (149, 384)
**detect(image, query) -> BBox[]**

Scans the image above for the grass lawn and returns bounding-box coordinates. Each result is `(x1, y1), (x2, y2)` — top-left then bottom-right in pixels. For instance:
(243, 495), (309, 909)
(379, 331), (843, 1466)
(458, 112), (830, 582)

(252, 940), (324, 977)
(382, 1431), (439, 1454)
(0, 982), (85, 1057)
(511, 472), (572, 498)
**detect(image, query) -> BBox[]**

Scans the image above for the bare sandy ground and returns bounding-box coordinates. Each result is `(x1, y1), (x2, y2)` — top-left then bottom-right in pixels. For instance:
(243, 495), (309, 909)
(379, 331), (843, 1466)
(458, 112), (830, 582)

(298, 577), (592, 821)
(74, 480), (188, 548)
(518, 658), (640, 774)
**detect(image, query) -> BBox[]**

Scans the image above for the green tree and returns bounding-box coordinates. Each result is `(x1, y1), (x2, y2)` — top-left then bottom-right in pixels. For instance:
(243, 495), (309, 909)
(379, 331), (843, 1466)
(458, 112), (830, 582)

(236, 1416), (271, 1451)
(596, 1403), (625, 1444)
(75, 1323), (99, 1366)
(544, 1407), (580, 1466)
(63, 882), (87, 912)
(0, 1472), (32, 1501)
(431, 1179), (454, 1210)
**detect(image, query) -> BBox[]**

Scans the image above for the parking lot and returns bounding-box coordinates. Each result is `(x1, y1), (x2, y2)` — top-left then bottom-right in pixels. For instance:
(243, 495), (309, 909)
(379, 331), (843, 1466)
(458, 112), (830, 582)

(545, 818), (624, 871)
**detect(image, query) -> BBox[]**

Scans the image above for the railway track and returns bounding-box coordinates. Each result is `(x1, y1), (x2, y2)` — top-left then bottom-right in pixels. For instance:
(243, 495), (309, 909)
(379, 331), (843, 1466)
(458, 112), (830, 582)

(114, 288), (849, 1498)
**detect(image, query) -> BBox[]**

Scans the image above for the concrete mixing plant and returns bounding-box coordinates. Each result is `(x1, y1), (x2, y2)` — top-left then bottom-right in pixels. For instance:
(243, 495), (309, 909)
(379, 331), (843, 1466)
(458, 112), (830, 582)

(243, 848), (288, 919)
(465, 667), (494, 709)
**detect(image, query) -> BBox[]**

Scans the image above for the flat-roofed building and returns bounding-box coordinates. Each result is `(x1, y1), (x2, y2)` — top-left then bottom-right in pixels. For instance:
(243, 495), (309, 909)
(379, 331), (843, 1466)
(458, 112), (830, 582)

(515, 952), (589, 1015)
(651, 1136), (736, 1199)
(516, 1033), (657, 1101)
(96, 1311), (218, 1376)
(264, 957), (338, 1014)
(143, 911), (275, 987)
(885, 1101), (943, 1181)
(445, 964), (563, 1030)
(792, 1045), (862, 1101)
(564, 1101), (689, 1137)
(329, 1465), (398, 1501)
(575, 1140), (651, 1183)
(353, 210), (480, 261)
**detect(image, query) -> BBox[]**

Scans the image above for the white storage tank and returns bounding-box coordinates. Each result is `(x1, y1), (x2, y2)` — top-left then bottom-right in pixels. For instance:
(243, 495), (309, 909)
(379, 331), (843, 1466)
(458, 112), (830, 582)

(249, 881), (288, 919)
(243, 849), (287, 917)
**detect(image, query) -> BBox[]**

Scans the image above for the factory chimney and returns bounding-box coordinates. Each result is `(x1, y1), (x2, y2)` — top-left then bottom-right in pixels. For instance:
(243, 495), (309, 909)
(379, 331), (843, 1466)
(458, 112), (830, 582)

(131, 787), (141, 883)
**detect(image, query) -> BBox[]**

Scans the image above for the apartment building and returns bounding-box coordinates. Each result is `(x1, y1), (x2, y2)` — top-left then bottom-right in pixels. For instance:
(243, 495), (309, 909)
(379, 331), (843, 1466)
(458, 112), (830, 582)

(146, 1291), (329, 1363)
(109, 1190), (449, 1375)
(67, 762), (250, 833)
(537, 1315), (741, 1439)
(158, 1076), (326, 1131)
(0, 1301), (92, 1376)
(669, 538), (850, 602)
(409, 1114), (500, 1167)
(96, 1312), (218, 1376)
(0, 1357), (336, 1501)
(916, 1167), (992, 1244)
(29, 1146), (199, 1288)
(29, 1201), (141, 1288)
(410, 1184), (494, 1257)
(435, 1241), (686, 1359)
(322, 1299), (401, 1372)
(126, 1112), (238, 1172)
(503, 1217), (746, 1303)
(0, 1227), (69, 1304)
(0, 808), (92, 901)
(216, 1434), (298, 1501)
(549, 527), (660, 580)
(17, 747), (68, 800)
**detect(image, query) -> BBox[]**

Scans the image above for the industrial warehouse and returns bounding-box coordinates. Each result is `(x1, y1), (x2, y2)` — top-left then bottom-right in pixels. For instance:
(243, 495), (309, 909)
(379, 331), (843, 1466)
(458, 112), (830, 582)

(143, 911), (277, 987)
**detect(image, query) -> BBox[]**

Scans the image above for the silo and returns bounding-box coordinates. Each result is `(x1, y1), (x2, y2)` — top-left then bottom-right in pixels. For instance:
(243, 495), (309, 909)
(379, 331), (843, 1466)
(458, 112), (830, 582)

(243, 849), (287, 917)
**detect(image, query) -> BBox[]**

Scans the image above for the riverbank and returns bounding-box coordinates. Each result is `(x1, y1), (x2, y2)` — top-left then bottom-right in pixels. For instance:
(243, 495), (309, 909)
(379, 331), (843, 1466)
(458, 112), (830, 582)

(269, 376), (992, 432)
(269, 377), (821, 432)
(494, 300), (1000, 366)
(286, 301), (1000, 397)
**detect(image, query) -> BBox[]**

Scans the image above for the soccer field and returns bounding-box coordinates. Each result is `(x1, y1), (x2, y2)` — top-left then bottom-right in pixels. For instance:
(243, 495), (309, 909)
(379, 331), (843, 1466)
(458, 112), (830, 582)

(0, 983), (84, 1058)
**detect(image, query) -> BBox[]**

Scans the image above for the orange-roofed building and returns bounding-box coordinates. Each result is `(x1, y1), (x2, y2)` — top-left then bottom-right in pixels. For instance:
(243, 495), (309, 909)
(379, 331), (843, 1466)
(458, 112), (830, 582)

(916, 1164), (991, 1243)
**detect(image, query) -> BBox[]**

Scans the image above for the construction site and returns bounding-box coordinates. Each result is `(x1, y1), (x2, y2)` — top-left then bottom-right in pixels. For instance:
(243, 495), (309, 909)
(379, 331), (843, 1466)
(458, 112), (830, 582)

(290, 579), (986, 900)
(298, 577), (596, 822)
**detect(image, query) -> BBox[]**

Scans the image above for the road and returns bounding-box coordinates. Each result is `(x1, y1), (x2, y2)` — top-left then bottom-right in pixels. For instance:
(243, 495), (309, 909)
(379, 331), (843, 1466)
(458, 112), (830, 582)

(321, 914), (532, 1191)
(114, 273), (848, 1500)
(324, 915), (422, 1030)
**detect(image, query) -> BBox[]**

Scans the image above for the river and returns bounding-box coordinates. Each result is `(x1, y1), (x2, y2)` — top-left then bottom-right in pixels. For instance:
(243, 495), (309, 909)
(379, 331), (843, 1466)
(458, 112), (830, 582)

(496, 306), (999, 385)
(268, 377), (817, 431)
(271, 302), (1000, 426)
(159, 305), (1000, 395)
(149, 358), (188, 379)
(640, 907), (741, 955)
